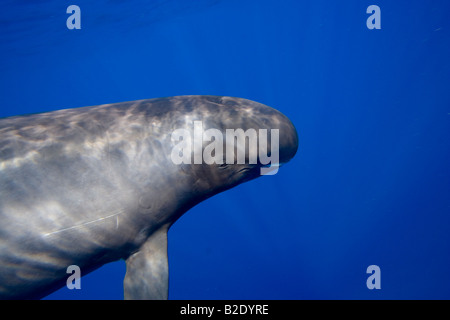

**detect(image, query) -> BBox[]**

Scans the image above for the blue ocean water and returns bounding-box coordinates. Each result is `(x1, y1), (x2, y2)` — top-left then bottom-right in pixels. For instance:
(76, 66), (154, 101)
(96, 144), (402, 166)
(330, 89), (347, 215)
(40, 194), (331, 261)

(0, 0), (449, 300)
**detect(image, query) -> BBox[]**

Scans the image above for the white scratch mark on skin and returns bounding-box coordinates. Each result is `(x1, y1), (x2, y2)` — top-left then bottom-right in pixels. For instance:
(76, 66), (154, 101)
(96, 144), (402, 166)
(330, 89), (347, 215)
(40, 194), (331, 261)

(43, 212), (121, 237)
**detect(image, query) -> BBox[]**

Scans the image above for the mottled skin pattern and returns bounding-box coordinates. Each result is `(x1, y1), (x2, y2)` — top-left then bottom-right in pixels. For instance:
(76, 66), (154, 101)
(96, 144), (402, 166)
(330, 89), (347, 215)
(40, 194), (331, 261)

(0, 96), (298, 299)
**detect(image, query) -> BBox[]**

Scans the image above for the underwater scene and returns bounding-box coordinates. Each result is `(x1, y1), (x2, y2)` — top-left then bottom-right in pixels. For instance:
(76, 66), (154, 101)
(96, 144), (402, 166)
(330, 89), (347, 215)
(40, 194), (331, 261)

(0, 0), (449, 300)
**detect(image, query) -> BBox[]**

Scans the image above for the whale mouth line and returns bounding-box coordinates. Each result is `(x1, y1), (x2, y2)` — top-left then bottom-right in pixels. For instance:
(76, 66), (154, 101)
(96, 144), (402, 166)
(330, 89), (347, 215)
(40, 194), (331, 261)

(237, 167), (252, 174)
(261, 162), (283, 168)
(233, 162), (287, 176)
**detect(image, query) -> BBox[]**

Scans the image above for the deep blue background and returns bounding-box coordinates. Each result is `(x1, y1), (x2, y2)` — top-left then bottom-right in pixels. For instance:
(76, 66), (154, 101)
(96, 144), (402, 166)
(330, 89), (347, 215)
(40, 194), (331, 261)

(1, 0), (449, 299)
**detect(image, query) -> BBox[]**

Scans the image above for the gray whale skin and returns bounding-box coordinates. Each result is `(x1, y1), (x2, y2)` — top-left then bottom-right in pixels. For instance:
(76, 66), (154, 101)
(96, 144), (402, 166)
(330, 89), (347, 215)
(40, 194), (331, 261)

(0, 95), (298, 299)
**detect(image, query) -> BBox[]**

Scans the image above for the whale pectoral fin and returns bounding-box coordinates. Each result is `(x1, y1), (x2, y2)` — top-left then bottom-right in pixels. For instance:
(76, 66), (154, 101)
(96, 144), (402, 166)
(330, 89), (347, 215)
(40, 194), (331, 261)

(123, 228), (169, 300)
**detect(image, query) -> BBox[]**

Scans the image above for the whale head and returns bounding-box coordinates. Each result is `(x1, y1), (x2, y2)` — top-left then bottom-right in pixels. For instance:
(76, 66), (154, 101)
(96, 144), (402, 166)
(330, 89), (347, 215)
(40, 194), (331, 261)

(166, 95), (299, 199)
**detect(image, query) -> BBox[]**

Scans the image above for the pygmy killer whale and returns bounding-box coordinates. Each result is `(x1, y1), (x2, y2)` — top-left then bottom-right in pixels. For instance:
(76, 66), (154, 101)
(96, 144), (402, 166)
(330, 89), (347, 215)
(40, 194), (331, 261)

(0, 95), (298, 299)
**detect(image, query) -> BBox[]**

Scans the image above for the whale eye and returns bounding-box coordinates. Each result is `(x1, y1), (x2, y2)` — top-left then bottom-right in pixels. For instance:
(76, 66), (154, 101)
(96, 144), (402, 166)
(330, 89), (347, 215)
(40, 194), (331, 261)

(219, 163), (229, 169)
